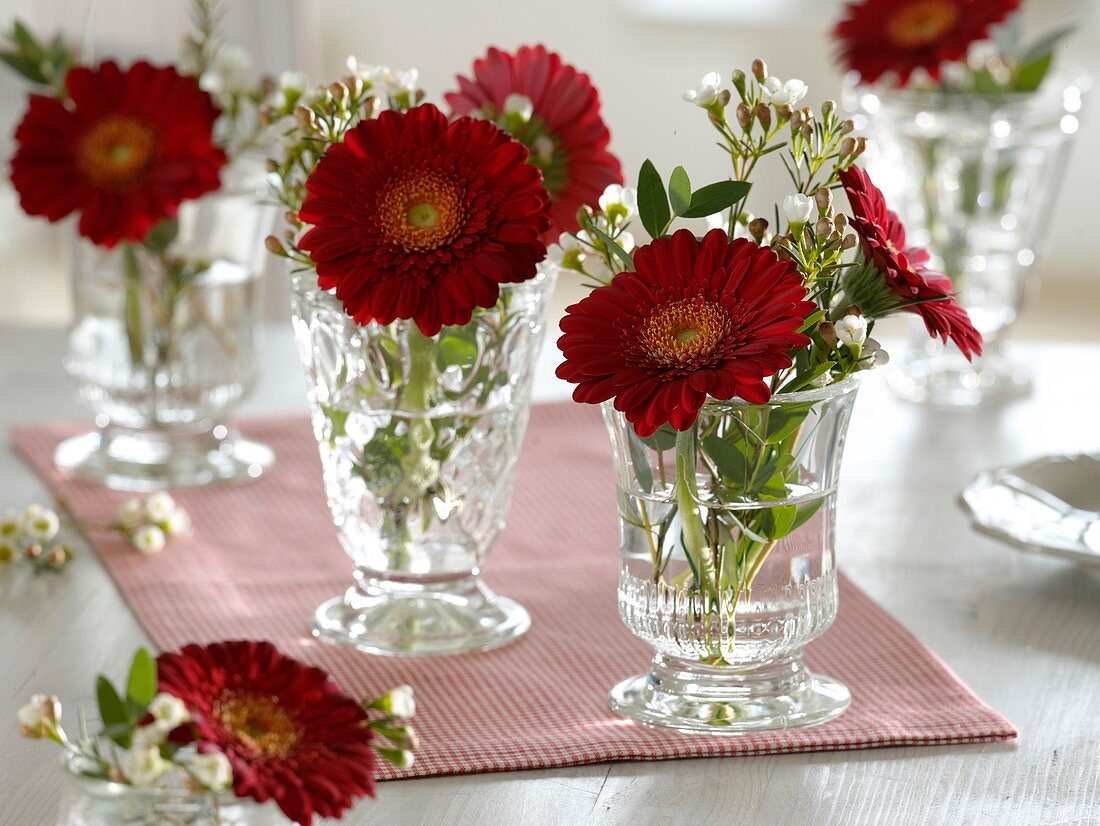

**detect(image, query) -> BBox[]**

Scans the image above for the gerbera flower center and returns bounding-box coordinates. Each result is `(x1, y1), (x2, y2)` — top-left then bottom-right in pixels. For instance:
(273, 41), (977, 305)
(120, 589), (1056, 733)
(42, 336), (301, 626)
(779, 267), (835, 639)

(214, 691), (301, 760)
(640, 297), (732, 367)
(377, 171), (465, 252)
(75, 116), (159, 190)
(887, 1), (959, 48)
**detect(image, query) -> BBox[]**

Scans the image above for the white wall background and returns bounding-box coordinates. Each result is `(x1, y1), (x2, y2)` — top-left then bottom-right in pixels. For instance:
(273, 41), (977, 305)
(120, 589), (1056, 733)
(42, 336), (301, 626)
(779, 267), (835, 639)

(0, 0), (1097, 326)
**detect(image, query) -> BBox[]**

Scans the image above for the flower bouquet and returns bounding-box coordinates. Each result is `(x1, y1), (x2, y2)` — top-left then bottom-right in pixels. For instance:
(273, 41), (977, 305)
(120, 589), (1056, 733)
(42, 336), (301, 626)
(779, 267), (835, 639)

(267, 46), (620, 655)
(4, 1), (289, 488)
(835, 0), (1087, 405)
(549, 60), (982, 733)
(20, 642), (417, 826)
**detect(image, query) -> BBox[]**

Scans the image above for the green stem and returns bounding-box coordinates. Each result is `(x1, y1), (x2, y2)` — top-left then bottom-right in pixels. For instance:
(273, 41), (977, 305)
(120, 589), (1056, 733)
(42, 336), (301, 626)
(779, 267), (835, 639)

(121, 244), (145, 368)
(674, 427), (717, 600)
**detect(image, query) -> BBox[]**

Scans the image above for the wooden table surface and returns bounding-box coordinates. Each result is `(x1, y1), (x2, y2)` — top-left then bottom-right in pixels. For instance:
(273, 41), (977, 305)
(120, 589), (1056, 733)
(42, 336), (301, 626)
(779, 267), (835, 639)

(2, 324), (1098, 825)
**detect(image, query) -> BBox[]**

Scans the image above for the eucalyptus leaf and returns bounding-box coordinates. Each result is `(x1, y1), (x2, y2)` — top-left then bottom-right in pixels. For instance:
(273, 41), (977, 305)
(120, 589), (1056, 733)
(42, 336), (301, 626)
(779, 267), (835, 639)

(0, 51), (46, 83)
(11, 21), (42, 59)
(1019, 26), (1073, 67)
(637, 160), (670, 239)
(669, 166), (692, 216)
(143, 219), (179, 253)
(789, 496), (825, 533)
(1014, 51), (1054, 93)
(95, 677), (130, 746)
(702, 435), (750, 485)
(641, 424), (678, 452)
(760, 504), (797, 540)
(764, 403), (812, 444)
(680, 180), (752, 219)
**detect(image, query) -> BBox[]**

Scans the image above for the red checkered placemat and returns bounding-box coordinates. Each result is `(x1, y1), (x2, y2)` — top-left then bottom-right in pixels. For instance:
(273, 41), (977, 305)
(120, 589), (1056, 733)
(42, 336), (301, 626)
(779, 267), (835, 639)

(11, 404), (1016, 779)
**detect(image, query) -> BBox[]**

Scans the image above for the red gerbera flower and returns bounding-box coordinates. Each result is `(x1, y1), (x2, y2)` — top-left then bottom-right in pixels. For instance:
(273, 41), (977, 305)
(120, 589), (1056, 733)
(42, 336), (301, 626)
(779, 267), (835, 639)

(445, 44), (622, 241)
(839, 165), (982, 359)
(834, 0), (1021, 86)
(157, 641), (376, 826)
(557, 229), (814, 437)
(298, 103), (551, 336)
(9, 60), (226, 248)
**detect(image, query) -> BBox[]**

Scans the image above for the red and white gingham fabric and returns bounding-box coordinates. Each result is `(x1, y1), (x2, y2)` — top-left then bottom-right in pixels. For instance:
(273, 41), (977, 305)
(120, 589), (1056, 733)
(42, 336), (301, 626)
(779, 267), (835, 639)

(11, 404), (1016, 779)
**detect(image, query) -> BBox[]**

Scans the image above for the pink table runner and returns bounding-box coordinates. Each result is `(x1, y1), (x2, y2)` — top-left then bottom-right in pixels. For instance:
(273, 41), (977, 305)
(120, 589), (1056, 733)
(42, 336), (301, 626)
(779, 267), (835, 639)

(11, 404), (1016, 779)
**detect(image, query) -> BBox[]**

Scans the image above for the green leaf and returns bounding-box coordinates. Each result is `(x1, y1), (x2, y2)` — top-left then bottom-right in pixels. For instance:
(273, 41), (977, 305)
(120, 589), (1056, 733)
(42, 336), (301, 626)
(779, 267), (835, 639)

(435, 332), (478, 370)
(764, 403), (812, 444)
(668, 166), (692, 216)
(702, 435), (750, 485)
(680, 180), (752, 219)
(641, 424), (678, 452)
(797, 309), (826, 333)
(1014, 51), (1054, 94)
(972, 68), (1004, 96)
(1019, 26), (1072, 68)
(585, 222), (635, 272)
(0, 51), (47, 84)
(637, 160), (671, 239)
(626, 432), (654, 492)
(789, 497), (825, 533)
(11, 21), (43, 60)
(778, 361), (835, 394)
(126, 648), (158, 707)
(760, 504), (797, 540)
(96, 676), (130, 746)
(142, 219), (178, 253)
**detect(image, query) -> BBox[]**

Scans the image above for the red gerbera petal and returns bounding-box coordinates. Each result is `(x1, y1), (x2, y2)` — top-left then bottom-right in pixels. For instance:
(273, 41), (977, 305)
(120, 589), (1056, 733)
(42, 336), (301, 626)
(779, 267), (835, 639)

(9, 60), (226, 248)
(834, 0), (1021, 86)
(156, 641), (376, 826)
(839, 166), (982, 359)
(557, 229), (815, 437)
(445, 44), (622, 241)
(298, 104), (551, 336)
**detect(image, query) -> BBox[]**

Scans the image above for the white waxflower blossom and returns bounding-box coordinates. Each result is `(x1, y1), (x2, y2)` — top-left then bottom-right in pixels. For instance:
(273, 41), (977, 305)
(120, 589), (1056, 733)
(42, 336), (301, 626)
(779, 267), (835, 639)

(836, 314), (868, 347)
(132, 525), (167, 555)
(164, 508), (191, 537)
(863, 337), (889, 368)
(782, 194), (815, 227)
(532, 134), (555, 162)
(21, 505), (60, 542)
(683, 72), (723, 107)
(760, 77), (808, 107)
(131, 723), (166, 746)
(598, 184), (638, 221)
(116, 499), (144, 531)
(278, 70), (307, 93)
(119, 744), (171, 787)
(148, 693), (191, 731)
(704, 209), (757, 239)
(145, 494), (177, 524)
(18, 694), (60, 738)
(546, 234), (586, 269)
(388, 685), (416, 718)
(810, 372), (833, 388)
(584, 257), (615, 284)
(503, 93), (534, 121)
(181, 748), (234, 792)
(1, 508), (22, 539)
(616, 231), (637, 253)
(198, 70), (225, 96)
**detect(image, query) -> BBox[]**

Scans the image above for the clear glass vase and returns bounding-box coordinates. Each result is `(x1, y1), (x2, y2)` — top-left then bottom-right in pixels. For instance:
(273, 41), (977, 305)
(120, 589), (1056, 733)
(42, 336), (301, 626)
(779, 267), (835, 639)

(602, 377), (859, 734)
(56, 759), (283, 826)
(849, 69), (1089, 406)
(289, 272), (555, 656)
(53, 160), (276, 490)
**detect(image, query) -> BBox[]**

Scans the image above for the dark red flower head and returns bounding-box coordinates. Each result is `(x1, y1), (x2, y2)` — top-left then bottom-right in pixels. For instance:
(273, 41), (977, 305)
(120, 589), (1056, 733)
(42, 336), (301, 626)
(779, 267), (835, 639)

(9, 60), (226, 248)
(557, 229), (814, 436)
(445, 44), (622, 241)
(157, 641), (376, 826)
(840, 165), (982, 359)
(834, 0), (1021, 86)
(298, 103), (551, 336)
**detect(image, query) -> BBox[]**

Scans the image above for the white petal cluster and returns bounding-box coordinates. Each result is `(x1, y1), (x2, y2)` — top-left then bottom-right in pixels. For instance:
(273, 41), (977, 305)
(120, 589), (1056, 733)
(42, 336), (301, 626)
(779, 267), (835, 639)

(760, 76), (808, 107)
(132, 525), (167, 555)
(683, 72), (723, 107)
(388, 685), (416, 718)
(345, 57), (421, 101)
(178, 747), (234, 792)
(836, 314), (868, 347)
(503, 93), (534, 121)
(116, 494), (190, 555)
(119, 744), (171, 787)
(598, 184), (638, 222)
(782, 193), (815, 227)
(21, 504), (60, 542)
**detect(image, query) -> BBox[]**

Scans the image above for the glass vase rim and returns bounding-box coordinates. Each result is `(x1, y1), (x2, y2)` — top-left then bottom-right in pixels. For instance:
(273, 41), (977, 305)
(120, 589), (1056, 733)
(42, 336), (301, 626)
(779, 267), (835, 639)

(847, 63), (1091, 112)
(60, 752), (240, 804)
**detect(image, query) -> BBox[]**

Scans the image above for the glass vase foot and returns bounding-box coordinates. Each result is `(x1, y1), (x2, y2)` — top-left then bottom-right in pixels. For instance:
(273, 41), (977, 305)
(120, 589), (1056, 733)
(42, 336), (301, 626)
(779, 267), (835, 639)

(609, 654), (850, 735)
(53, 425), (274, 491)
(889, 347), (1031, 407)
(311, 575), (530, 656)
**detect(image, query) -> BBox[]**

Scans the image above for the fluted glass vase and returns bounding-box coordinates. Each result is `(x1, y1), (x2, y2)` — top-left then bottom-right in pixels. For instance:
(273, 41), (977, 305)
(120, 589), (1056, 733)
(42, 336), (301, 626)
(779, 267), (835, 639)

(54, 161), (276, 489)
(850, 70), (1088, 405)
(603, 377), (858, 734)
(290, 272), (555, 656)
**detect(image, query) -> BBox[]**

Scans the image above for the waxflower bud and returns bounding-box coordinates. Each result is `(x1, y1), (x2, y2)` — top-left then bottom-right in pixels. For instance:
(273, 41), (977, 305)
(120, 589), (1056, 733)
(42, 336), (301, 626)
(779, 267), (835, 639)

(730, 68), (746, 99)
(716, 89), (732, 108)
(818, 321), (838, 345)
(775, 104), (792, 123)
(751, 59), (767, 81)
(834, 213), (849, 232)
(748, 217), (769, 242)
(329, 81), (348, 102)
(344, 75), (364, 97)
(754, 102), (771, 130)
(24, 543), (43, 560)
(840, 119), (855, 134)
(790, 108), (804, 130)
(842, 233), (858, 250)
(814, 217), (833, 237)
(822, 99), (836, 117)
(285, 211), (299, 226)
(265, 158), (278, 173)
(265, 235), (285, 255)
(853, 137), (868, 157)
(45, 546), (71, 568)
(18, 694), (61, 738)
(814, 187), (833, 217)
(800, 123), (813, 141)
(293, 105), (316, 129)
(839, 137), (856, 157)
(736, 102), (753, 131)
(783, 194), (815, 228)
